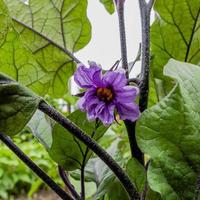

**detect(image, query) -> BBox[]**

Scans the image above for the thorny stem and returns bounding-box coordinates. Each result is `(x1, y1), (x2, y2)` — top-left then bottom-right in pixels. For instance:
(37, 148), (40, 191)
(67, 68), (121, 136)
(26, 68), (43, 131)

(116, 0), (143, 164)
(116, 0), (129, 78)
(39, 101), (140, 200)
(58, 166), (81, 200)
(126, 0), (154, 165)
(0, 132), (73, 200)
(138, 0), (154, 112)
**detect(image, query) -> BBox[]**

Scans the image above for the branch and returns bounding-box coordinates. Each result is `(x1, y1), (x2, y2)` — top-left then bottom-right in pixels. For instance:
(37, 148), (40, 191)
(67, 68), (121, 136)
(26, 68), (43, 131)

(38, 101), (140, 200)
(12, 17), (82, 64)
(124, 120), (144, 164)
(116, 0), (144, 164)
(0, 132), (73, 200)
(124, 0), (154, 166)
(138, 0), (154, 112)
(80, 122), (98, 200)
(116, 0), (129, 78)
(58, 166), (81, 200)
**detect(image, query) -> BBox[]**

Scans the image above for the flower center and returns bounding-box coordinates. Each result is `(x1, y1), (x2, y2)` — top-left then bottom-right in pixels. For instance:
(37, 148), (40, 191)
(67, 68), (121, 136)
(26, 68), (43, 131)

(96, 87), (114, 102)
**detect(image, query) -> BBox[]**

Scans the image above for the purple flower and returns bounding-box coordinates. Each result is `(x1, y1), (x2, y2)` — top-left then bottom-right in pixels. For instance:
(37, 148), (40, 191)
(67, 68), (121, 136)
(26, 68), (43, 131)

(74, 63), (140, 125)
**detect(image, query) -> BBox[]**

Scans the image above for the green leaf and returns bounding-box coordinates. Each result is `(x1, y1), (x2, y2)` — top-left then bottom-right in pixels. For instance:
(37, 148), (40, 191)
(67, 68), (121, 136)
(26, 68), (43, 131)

(1, 0), (91, 97)
(28, 110), (54, 149)
(99, 0), (115, 14)
(71, 140), (129, 199)
(0, 73), (40, 136)
(94, 140), (129, 200)
(48, 110), (108, 171)
(151, 0), (200, 81)
(136, 59), (200, 199)
(0, 0), (75, 97)
(126, 158), (146, 193)
(5, 0), (91, 52)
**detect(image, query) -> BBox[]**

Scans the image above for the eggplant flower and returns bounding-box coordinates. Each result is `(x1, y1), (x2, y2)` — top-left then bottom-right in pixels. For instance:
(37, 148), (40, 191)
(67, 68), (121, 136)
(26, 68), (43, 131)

(74, 63), (140, 125)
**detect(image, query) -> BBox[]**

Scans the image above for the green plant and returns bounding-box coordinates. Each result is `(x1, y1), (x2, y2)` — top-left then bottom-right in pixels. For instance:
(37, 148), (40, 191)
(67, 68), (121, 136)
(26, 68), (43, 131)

(0, 133), (62, 199)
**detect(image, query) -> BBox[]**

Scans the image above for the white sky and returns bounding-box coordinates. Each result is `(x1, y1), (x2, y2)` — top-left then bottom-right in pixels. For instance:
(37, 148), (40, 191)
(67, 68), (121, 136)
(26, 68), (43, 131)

(76, 0), (143, 77)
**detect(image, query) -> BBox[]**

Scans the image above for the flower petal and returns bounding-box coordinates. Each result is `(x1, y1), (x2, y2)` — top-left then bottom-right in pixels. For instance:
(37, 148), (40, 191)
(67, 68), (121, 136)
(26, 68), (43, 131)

(115, 86), (139, 103)
(77, 88), (97, 111)
(77, 97), (86, 111)
(74, 64), (102, 88)
(103, 70), (127, 89)
(98, 104), (115, 125)
(117, 102), (140, 122)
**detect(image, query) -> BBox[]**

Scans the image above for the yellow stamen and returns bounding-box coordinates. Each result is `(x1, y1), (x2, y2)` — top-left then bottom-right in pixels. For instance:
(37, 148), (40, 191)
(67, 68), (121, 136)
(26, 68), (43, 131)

(96, 88), (114, 102)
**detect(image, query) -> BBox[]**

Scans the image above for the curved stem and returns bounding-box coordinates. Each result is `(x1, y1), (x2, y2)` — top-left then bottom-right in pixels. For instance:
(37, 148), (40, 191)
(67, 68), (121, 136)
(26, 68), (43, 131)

(124, 120), (144, 164)
(0, 132), (73, 200)
(58, 166), (81, 200)
(39, 101), (140, 200)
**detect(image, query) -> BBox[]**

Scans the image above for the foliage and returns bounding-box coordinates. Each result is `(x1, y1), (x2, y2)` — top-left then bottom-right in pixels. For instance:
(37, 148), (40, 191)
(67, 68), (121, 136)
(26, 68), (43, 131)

(0, 134), (61, 200)
(49, 111), (108, 171)
(137, 60), (200, 199)
(1, 0), (91, 98)
(151, 0), (200, 93)
(0, 73), (40, 136)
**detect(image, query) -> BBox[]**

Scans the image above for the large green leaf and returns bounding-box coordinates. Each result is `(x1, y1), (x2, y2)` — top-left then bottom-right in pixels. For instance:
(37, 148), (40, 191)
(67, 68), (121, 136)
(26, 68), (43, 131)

(5, 0), (91, 52)
(0, 73), (40, 136)
(151, 0), (200, 80)
(1, 0), (91, 97)
(136, 59), (200, 199)
(48, 110), (108, 171)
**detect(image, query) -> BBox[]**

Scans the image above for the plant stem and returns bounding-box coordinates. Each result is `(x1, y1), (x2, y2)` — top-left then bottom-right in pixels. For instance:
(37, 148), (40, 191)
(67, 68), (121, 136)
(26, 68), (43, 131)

(125, 120), (144, 164)
(58, 166), (81, 200)
(116, 0), (129, 78)
(0, 132), (73, 200)
(39, 101), (140, 200)
(138, 0), (154, 112)
(80, 122), (98, 200)
(80, 142), (90, 200)
(116, 0), (144, 164)
(125, 0), (154, 165)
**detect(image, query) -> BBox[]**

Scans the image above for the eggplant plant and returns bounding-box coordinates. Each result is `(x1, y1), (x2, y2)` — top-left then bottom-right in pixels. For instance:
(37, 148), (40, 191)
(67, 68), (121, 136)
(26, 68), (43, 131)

(0, 0), (200, 200)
